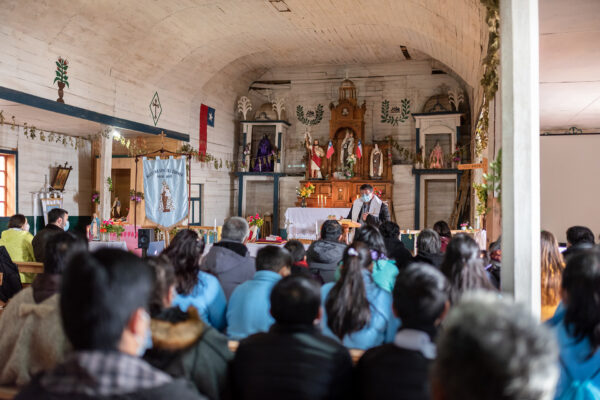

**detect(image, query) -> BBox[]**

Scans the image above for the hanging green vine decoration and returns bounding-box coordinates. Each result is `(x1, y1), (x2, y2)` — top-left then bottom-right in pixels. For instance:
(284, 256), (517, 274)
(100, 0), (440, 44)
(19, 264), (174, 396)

(381, 99), (411, 126)
(296, 104), (324, 126)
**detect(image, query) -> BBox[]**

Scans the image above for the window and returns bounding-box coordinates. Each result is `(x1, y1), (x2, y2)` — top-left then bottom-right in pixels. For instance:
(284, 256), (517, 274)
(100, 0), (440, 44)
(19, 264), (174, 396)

(189, 183), (202, 226)
(0, 152), (16, 217)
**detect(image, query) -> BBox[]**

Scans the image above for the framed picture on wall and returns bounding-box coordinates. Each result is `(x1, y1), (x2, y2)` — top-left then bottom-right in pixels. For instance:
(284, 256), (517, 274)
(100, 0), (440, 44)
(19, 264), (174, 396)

(51, 162), (72, 192)
(40, 197), (63, 226)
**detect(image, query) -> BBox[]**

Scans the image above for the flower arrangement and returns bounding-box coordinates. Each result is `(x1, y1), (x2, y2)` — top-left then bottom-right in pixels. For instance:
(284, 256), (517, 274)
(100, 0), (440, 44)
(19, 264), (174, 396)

(460, 221), (472, 231)
(54, 57), (69, 88)
(248, 213), (264, 228)
(296, 182), (315, 199)
(451, 146), (462, 163)
(92, 191), (100, 204)
(129, 189), (144, 203)
(100, 220), (125, 238)
(373, 189), (383, 198)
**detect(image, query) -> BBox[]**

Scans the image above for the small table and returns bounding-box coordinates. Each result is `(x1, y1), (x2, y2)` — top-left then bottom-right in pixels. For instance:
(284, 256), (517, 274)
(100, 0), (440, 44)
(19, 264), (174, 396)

(88, 241), (129, 252)
(285, 207), (350, 240)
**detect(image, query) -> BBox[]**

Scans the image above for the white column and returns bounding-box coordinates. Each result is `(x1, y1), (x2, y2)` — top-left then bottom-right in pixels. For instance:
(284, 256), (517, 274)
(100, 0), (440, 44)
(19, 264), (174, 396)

(98, 132), (112, 222)
(500, 0), (541, 316)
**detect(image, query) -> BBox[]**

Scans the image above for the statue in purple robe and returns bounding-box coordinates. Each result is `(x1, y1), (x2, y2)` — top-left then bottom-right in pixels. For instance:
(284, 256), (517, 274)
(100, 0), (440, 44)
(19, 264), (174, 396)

(253, 135), (274, 172)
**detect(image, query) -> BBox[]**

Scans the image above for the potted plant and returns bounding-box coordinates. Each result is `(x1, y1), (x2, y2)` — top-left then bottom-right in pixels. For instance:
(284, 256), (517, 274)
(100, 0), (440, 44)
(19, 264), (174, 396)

(100, 220), (125, 241)
(54, 57), (69, 103)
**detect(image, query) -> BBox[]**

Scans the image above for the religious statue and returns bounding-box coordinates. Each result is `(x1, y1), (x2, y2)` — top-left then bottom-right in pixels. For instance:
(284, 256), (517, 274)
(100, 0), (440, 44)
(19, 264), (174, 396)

(253, 135), (274, 172)
(90, 212), (100, 241)
(370, 144), (383, 178)
(340, 129), (355, 170)
(305, 131), (325, 179)
(428, 141), (444, 169)
(111, 196), (121, 218)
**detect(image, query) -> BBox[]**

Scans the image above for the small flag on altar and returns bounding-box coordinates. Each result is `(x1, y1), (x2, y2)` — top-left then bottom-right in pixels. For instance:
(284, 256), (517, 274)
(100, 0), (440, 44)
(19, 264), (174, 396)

(356, 140), (363, 159)
(326, 141), (335, 159)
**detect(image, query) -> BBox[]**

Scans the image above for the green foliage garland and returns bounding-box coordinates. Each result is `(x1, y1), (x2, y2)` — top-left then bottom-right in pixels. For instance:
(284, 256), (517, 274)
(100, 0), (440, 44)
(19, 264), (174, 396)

(296, 104), (324, 126)
(381, 99), (410, 126)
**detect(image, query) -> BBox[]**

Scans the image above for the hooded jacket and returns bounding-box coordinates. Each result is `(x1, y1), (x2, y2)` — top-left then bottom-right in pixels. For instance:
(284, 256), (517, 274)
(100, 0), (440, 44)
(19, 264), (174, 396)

(201, 240), (255, 300)
(306, 239), (346, 283)
(144, 307), (232, 400)
(0, 228), (35, 283)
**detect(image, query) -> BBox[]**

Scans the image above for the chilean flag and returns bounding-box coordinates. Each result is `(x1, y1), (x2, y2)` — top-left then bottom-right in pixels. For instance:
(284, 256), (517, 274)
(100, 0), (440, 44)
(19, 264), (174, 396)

(326, 140), (335, 159)
(356, 140), (363, 159)
(199, 104), (215, 155)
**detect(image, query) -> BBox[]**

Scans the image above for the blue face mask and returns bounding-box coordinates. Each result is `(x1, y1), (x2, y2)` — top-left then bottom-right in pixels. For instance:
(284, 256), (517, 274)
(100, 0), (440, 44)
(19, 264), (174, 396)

(361, 194), (371, 202)
(63, 220), (70, 231)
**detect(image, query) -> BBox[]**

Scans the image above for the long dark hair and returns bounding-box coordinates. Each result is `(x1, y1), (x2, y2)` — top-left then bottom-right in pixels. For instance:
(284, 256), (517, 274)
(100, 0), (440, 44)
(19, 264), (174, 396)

(441, 234), (495, 304)
(354, 225), (387, 258)
(147, 255), (176, 316)
(163, 230), (205, 295)
(562, 250), (600, 356)
(433, 220), (452, 238)
(325, 242), (372, 339)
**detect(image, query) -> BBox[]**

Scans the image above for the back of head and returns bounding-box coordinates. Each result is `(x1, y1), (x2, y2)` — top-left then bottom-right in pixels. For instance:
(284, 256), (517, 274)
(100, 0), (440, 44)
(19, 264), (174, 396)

(417, 229), (441, 254)
(566, 226), (595, 246)
(47, 208), (68, 224)
(44, 232), (88, 274)
(379, 221), (400, 239)
(393, 263), (449, 330)
(540, 231), (564, 308)
(147, 255), (176, 316)
(441, 234), (493, 304)
(320, 220), (342, 242)
(270, 275), (320, 325)
(432, 292), (559, 400)
(60, 249), (154, 351)
(8, 214), (26, 229)
(354, 225), (387, 257)
(256, 245), (292, 272)
(562, 250), (600, 355)
(163, 229), (204, 295)
(222, 216), (249, 243)
(284, 239), (306, 263)
(433, 221), (452, 238)
(325, 242), (372, 339)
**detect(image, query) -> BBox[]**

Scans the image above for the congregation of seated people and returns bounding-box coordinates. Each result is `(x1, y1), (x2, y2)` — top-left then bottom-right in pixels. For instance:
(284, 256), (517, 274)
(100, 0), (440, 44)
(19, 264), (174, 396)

(1, 213), (599, 400)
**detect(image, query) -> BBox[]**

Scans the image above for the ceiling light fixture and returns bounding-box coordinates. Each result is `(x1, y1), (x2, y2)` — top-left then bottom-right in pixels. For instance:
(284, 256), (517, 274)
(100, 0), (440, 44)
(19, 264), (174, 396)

(269, 0), (291, 12)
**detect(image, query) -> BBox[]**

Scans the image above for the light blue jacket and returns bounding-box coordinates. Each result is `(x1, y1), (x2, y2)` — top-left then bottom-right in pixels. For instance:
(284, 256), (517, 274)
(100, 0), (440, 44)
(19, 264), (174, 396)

(552, 317), (600, 399)
(321, 269), (400, 350)
(226, 270), (282, 340)
(334, 258), (399, 293)
(173, 271), (227, 332)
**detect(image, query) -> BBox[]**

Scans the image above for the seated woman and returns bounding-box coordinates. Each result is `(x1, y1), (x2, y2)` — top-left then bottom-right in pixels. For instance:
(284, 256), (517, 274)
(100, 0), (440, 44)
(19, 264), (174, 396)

(0, 232), (87, 385)
(163, 229), (227, 332)
(336, 226), (398, 292)
(0, 214), (35, 283)
(441, 234), (496, 304)
(321, 242), (398, 350)
(541, 230), (564, 321)
(433, 220), (452, 253)
(552, 250), (600, 399)
(143, 256), (232, 400)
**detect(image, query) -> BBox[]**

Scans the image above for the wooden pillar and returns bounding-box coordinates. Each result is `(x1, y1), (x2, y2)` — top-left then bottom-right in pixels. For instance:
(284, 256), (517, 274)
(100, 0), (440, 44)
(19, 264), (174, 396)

(500, 0), (541, 316)
(98, 133), (112, 222)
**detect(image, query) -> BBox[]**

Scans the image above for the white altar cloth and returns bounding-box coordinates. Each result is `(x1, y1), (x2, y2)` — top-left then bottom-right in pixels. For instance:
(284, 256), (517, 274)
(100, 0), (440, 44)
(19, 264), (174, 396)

(284, 207), (350, 240)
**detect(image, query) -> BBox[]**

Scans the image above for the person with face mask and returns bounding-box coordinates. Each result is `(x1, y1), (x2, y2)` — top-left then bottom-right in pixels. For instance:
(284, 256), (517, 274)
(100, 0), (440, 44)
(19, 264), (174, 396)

(0, 213), (35, 282)
(346, 184), (391, 227)
(15, 249), (205, 400)
(32, 207), (69, 263)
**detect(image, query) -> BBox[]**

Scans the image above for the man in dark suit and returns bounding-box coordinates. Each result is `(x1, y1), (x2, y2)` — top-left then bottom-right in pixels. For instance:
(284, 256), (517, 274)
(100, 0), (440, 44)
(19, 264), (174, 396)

(347, 184), (390, 226)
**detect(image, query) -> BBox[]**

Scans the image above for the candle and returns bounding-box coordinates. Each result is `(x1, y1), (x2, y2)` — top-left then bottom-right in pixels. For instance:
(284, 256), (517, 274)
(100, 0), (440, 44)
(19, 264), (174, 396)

(214, 218), (217, 231)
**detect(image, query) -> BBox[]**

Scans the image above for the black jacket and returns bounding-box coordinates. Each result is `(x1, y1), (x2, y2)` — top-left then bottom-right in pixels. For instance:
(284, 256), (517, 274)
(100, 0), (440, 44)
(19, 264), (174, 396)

(0, 245), (22, 302)
(346, 201), (391, 224)
(144, 307), (232, 400)
(412, 251), (444, 269)
(383, 238), (413, 270)
(562, 242), (595, 263)
(32, 224), (64, 262)
(231, 324), (353, 400)
(356, 343), (433, 400)
(306, 239), (347, 283)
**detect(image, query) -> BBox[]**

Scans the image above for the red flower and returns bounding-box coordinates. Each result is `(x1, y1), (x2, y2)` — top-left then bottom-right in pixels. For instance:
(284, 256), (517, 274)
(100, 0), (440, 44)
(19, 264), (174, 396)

(249, 216), (254, 222)
(255, 213), (259, 219)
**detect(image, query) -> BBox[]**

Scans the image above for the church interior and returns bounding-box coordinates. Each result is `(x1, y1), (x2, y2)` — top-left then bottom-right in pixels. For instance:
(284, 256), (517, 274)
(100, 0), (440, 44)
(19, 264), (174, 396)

(0, 0), (599, 399)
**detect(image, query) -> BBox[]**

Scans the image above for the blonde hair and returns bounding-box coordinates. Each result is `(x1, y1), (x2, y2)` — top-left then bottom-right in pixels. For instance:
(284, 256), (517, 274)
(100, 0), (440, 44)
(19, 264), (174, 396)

(541, 231), (564, 307)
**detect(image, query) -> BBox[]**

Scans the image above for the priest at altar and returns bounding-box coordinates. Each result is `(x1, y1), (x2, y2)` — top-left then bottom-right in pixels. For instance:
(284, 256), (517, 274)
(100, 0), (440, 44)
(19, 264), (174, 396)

(347, 184), (391, 225)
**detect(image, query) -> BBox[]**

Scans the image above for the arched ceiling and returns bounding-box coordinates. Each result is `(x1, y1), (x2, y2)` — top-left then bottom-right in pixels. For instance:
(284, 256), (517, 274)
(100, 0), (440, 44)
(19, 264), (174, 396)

(1, 0), (487, 98)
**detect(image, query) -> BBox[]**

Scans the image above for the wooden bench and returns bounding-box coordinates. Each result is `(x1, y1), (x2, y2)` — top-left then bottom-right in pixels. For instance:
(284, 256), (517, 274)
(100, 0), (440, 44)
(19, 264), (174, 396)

(0, 386), (17, 400)
(228, 340), (364, 364)
(15, 262), (44, 275)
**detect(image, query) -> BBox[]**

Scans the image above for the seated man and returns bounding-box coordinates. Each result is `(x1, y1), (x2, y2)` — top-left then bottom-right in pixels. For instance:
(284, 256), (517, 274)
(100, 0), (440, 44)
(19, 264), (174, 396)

(231, 275), (352, 400)
(306, 220), (346, 283)
(562, 225), (595, 261)
(201, 217), (255, 300)
(346, 184), (390, 226)
(412, 229), (444, 269)
(379, 221), (413, 270)
(32, 208), (69, 262)
(431, 292), (559, 400)
(16, 249), (203, 400)
(0, 233), (87, 386)
(226, 246), (291, 340)
(356, 263), (450, 400)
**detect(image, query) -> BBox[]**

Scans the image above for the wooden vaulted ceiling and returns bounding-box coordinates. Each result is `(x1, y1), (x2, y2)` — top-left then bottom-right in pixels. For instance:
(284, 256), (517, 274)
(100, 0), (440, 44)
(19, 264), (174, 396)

(1, 0), (487, 98)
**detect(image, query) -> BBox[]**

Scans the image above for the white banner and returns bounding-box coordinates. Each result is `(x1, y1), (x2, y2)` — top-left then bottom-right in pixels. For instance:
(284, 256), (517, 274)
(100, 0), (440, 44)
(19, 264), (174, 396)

(143, 157), (188, 228)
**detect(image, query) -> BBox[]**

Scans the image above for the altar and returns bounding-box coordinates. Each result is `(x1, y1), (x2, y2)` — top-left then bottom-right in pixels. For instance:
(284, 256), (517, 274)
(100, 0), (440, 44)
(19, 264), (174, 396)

(284, 207), (350, 240)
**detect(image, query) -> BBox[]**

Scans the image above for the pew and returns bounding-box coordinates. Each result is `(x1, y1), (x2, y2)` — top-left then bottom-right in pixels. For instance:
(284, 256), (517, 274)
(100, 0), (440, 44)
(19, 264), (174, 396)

(228, 340), (364, 364)
(0, 386), (17, 400)
(15, 262), (44, 275)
